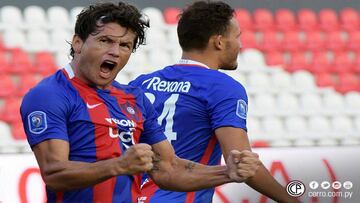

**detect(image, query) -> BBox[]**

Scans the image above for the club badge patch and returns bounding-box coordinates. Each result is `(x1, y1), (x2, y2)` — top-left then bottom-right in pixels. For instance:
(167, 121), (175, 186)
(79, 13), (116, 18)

(28, 111), (47, 134)
(127, 106), (135, 115)
(236, 99), (247, 119)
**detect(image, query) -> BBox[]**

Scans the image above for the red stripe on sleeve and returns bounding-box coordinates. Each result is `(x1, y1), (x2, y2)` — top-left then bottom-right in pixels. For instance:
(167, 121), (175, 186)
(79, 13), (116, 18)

(185, 135), (218, 203)
(56, 192), (63, 203)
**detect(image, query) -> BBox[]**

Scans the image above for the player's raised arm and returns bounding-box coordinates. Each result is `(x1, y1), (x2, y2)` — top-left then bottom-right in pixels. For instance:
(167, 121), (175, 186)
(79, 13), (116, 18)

(147, 139), (261, 191)
(215, 127), (300, 203)
(32, 139), (154, 191)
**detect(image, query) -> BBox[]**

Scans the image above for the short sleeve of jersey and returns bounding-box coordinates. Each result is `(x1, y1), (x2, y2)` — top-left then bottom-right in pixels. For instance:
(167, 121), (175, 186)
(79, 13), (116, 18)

(207, 75), (248, 131)
(128, 74), (145, 87)
(138, 91), (167, 145)
(20, 84), (69, 147)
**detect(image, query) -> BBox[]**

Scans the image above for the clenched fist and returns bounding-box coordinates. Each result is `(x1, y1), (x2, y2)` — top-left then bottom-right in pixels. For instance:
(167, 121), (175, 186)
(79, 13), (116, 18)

(117, 143), (154, 175)
(226, 150), (260, 182)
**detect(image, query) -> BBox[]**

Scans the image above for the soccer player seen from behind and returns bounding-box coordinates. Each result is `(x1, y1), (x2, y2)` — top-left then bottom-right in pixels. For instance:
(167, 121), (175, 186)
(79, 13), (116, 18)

(130, 1), (300, 203)
(20, 2), (261, 203)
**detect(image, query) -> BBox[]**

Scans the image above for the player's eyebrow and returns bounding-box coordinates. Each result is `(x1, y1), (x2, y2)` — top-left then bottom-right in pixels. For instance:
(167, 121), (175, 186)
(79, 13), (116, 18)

(96, 34), (122, 40)
(96, 35), (133, 44)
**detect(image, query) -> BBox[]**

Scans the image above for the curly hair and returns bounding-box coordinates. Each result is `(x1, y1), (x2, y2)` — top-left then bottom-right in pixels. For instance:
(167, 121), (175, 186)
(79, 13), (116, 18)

(177, 1), (234, 51)
(70, 1), (149, 57)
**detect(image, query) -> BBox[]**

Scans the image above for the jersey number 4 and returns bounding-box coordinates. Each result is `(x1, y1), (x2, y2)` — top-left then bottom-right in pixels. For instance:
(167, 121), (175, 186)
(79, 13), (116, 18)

(145, 93), (179, 142)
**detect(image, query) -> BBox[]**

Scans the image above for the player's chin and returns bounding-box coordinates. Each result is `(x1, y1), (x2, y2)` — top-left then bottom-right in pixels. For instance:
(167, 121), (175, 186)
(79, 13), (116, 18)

(230, 64), (238, 70)
(221, 64), (238, 70)
(95, 77), (114, 89)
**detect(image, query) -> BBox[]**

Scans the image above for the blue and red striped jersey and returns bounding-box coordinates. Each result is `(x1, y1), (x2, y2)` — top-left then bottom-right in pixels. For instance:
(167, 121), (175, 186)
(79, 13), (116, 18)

(129, 61), (248, 203)
(20, 64), (166, 203)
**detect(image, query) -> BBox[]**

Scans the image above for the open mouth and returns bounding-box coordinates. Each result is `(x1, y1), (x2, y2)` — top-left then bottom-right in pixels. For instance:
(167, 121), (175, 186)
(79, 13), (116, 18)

(100, 60), (117, 79)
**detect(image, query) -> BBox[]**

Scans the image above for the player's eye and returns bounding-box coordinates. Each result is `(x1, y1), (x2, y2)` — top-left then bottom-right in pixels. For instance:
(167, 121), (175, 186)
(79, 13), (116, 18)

(120, 43), (132, 50)
(99, 38), (113, 44)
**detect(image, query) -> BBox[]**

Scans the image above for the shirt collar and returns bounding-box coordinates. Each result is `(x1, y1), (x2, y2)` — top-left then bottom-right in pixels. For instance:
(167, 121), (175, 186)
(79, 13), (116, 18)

(177, 59), (210, 69)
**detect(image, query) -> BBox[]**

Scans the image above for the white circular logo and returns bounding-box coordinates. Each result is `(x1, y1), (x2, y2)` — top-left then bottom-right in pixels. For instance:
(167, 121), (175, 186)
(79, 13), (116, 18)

(127, 106), (135, 115)
(321, 181), (331, 189)
(286, 180), (306, 197)
(343, 181), (353, 190)
(332, 181), (342, 190)
(309, 181), (319, 189)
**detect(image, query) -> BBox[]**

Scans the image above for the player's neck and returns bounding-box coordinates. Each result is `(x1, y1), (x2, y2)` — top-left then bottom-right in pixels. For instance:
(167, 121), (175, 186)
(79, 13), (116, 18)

(181, 51), (219, 70)
(69, 60), (111, 90)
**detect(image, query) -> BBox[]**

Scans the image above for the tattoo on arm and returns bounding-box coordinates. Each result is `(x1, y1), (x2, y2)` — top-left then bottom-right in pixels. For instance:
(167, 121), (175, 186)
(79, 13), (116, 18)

(185, 162), (196, 172)
(150, 152), (161, 172)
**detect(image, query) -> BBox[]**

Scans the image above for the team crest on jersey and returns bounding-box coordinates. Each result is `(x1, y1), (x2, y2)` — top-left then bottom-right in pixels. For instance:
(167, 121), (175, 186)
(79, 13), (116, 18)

(236, 99), (247, 119)
(119, 102), (140, 121)
(28, 111), (47, 134)
(127, 106), (135, 115)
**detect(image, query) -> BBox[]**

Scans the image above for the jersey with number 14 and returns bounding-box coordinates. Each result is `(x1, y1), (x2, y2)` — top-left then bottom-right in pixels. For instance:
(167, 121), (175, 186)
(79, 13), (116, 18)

(129, 63), (248, 203)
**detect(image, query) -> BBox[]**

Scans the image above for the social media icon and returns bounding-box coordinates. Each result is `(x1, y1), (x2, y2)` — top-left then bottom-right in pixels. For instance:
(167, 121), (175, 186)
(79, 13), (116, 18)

(321, 181), (331, 189)
(343, 181), (353, 190)
(309, 181), (319, 189)
(332, 181), (342, 190)
(286, 180), (306, 197)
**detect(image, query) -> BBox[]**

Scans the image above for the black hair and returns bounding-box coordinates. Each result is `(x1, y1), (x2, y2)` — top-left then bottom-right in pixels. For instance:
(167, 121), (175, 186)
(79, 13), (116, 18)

(70, 1), (149, 57)
(177, 1), (234, 51)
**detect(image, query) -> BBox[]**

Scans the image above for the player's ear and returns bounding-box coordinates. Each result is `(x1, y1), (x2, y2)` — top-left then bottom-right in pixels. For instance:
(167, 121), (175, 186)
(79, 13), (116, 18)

(72, 35), (83, 54)
(212, 34), (224, 50)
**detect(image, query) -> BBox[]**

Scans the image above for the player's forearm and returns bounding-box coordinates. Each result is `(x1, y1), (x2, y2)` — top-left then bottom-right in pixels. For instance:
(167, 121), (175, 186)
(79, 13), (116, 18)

(150, 157), (232, 191)
(42, 158), (125, 191)
(246, 164), (300, 203)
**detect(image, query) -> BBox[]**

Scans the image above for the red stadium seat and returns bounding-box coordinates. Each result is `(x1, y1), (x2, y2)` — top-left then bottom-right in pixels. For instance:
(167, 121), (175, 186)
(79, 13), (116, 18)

(309, 51), (332, 74)
(325, 31), (346, 52)
(34, 51), (58, 77)
(16, 74), (39, 96)
(8, 49), (34, 75)
(235, 8), (253, 31)
(0, 52), (9, 74)
(319, 8), (339, 31)
(240, 31), (257, 49)
(336, 73), (360, 93)
(163, 7), (181, 24)
(275, 8), (296, 31)
(265, 51), (285, 66)
(0, 37), (5, 52)
(254, 8), (274, 31)
(340, 8), (360, 32)
(315, 73), (336, 87)
(331, 52), (354, 74)
(354, 52), (360, 73)
(1, 97), (21, 124)
(0, 107), (5, 122)
(286, 52), (309, 72)
(251, 140), (270, 148)
(348, 31), (360, 51)
(304, 32), (325, 51)
(11, 121), (27, 140)
(0, 74), (17, 97)
(282, 31), (304, 52)
(259, 31), (281, 52)
(298, 9), (318, 31)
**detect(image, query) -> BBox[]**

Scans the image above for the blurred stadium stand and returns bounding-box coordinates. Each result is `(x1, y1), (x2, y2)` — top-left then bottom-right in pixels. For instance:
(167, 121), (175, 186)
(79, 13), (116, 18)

(0, 0), (360, 153)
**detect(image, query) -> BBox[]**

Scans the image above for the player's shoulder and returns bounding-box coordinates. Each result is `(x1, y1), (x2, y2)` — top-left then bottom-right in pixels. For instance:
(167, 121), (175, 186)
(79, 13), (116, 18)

(24, 70), (68, 100)
(130, 68), (167, 86)
(206, 70), (246, 91)
(21, 70), (72, 112)
(112, 80), (147, 98)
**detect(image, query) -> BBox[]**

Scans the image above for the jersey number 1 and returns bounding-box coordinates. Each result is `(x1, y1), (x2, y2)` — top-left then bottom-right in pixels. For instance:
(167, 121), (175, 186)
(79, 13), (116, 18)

(145, 93), (179, 142)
